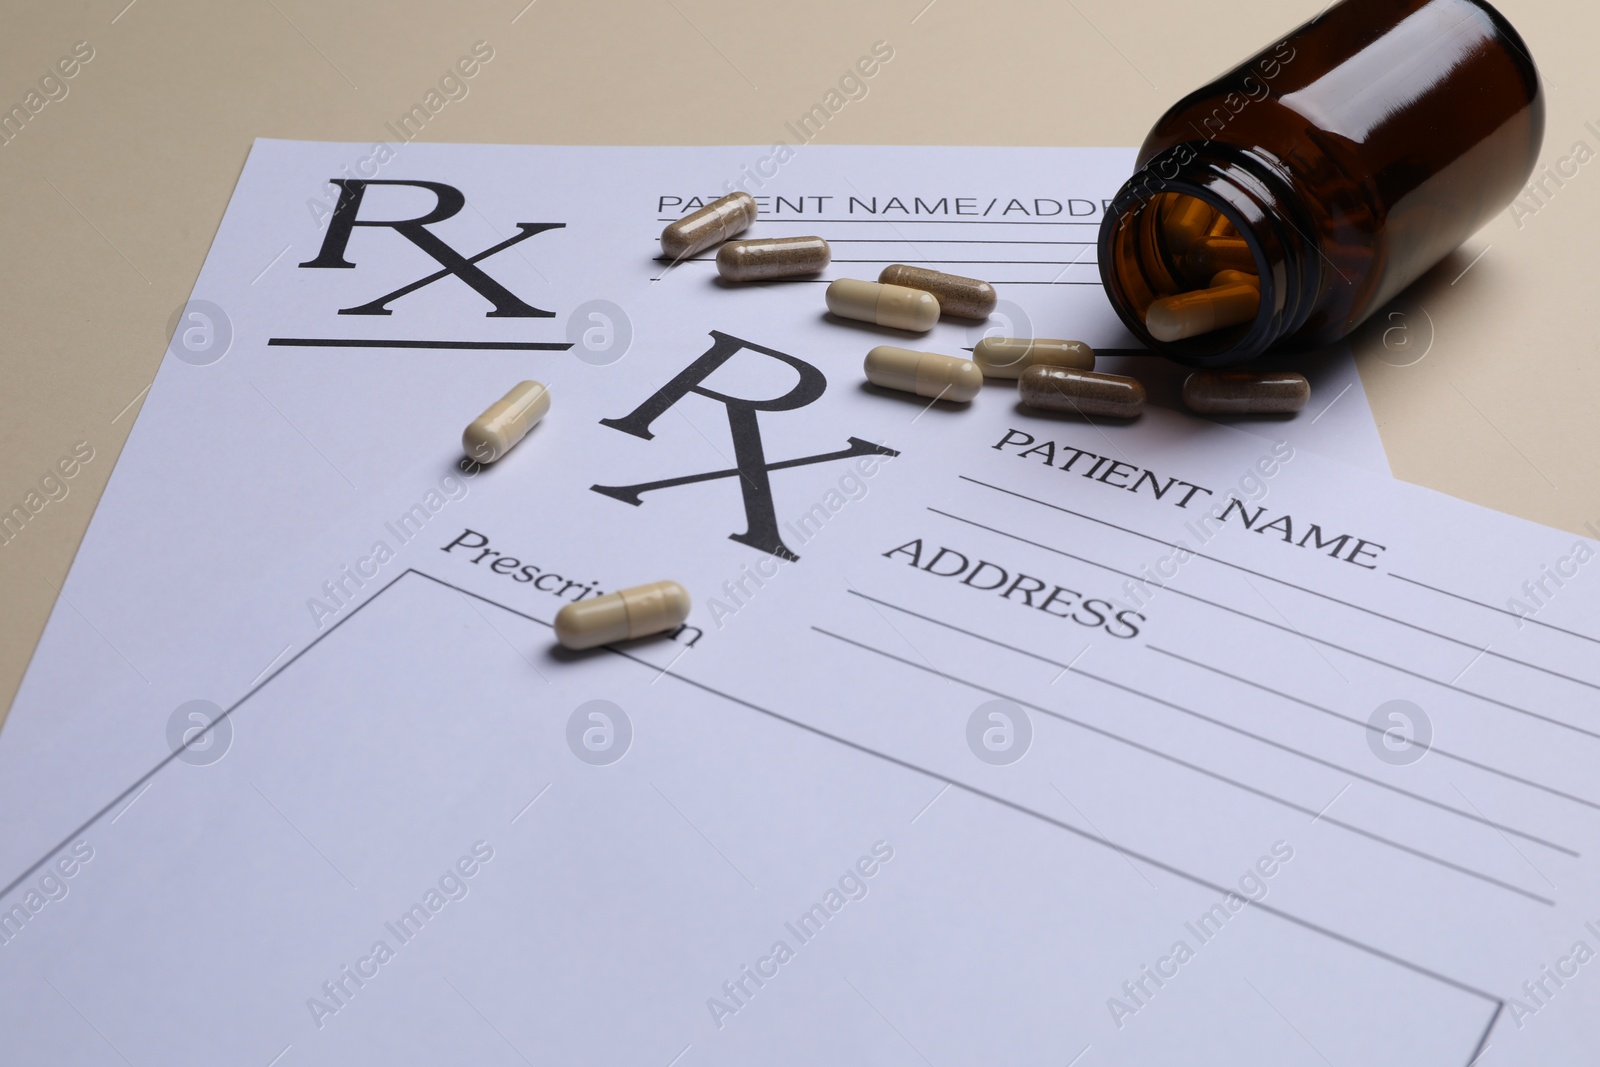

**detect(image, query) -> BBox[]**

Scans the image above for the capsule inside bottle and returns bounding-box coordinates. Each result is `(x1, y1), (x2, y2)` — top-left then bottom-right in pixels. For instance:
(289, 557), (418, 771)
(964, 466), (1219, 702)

(1187, 236), (1256, 278)
(1163, 196), (1215, 257)
(1104, 191), (1265, 357)
(1145, 272), (1261, 343)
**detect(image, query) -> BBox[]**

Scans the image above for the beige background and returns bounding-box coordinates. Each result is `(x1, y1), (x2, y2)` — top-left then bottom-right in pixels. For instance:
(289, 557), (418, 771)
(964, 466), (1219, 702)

(2, 0), (1595, 720)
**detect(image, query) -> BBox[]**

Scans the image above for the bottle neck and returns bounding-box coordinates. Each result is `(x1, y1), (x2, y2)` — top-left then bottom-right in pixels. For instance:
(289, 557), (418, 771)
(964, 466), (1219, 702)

(1098, 143), (1319, 367)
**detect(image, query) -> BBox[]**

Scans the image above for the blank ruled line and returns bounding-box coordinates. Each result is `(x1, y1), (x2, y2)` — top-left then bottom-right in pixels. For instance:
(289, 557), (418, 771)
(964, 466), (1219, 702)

(929, 504), (1600, 743)
(842, 589), (1575, 855)
(825, 238), (1098, 245)
(656, 217), (1102, 225)
(646, 277), (1104, 285)
(268, 338), (574, 350)
(957, 475), (1600, 692)
(1390, 573), (1600, 647)
(1146, 645), (1600, 812)
(813, 625), (1555, 905)
(665, 258), (1098, 266)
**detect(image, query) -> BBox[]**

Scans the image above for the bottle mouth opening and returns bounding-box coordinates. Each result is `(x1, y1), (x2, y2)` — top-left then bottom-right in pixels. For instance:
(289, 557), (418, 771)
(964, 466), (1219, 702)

(1099, 181), (1284, 367)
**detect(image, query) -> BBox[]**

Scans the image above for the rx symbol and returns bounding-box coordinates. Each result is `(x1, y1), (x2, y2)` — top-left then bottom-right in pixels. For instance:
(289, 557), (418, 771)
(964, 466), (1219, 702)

(299, 179), (562, 317)
(592, 331), (898, 561)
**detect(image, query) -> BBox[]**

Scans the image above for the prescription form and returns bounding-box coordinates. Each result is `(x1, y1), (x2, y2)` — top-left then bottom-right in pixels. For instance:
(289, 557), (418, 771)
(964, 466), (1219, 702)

(5, 142), (1592, 1066)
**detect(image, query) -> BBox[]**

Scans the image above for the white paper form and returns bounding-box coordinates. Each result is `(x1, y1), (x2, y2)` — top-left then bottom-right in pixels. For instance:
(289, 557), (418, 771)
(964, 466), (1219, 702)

(273, 272), (1596, 1063)
(0, 567), (1495, 1066)
(0, 141), (1387, 876)
(665, 389), (1600, 1065)
(0, 142), (1419, 1064)
(0, 406), (1565, 1064)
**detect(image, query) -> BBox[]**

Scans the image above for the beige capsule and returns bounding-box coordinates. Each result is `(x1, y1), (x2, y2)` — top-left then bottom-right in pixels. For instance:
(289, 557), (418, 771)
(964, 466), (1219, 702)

(1210, 269), (1260, 289)
(1019, 366), (1146, 419)
(1187, 236), (1256, 277)
(554, 580), (691, 650)
(972, 337), (1095, 378)
(1145, 279), (1261, 342)
(717, 236), (831, 281)
(462, 380), (550, 463)
(864, 346), (983, 402)
(826, 279), (941, 332)
(877, 264), (997, 320)
(1162, 195), (1216, 256)
(1182, 371), (1310, 415)
(660, 192), (757, 260)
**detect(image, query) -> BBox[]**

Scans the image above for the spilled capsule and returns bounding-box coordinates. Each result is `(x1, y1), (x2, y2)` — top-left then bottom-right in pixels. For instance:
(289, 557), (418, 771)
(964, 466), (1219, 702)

(717, 236), (831, 281)
(826, 279), (941, 332)
(1182, 371), (1310, 415)
(660, 192), (757, 260)
(554, 580), (691, 650)
(877, 264), (996, 320)
(463, 380), (550, 463)
(972, 337), (1094, 378)
(1019, 366), (1145, 419)
(864, 346), (983, 402)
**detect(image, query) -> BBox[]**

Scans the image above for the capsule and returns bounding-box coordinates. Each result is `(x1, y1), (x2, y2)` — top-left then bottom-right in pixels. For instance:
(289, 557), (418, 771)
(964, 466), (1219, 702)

(660, 192), (757, 260)
(1145, 278), (1261, 342)
(864, 346), (983, 402)
(462, 380), (550, 463)
(877, 264), (996, 320)
(1019, 366), (1145, 419)
(971, 337), (1095, 378)
(826, 279), (941, 332)
(1206, 214), (1237, 238)
(717, 236), (830, 281)
(1181, 371), (1310, 415)
(554, 580), (691, 650)
(1187, 236), (1256, 277)
(1210, 269), (1260, 289)
(1162, 195), (1215, 256)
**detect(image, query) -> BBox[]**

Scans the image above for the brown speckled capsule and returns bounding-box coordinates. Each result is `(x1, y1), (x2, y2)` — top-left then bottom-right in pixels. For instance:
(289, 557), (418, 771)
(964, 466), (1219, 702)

(660, 192), (757, 260)
(1181, 371), (1310, 415)
(1019, 366), (1145, 419)
(717, 236), (831, 281)
(878, 264), (996, 320)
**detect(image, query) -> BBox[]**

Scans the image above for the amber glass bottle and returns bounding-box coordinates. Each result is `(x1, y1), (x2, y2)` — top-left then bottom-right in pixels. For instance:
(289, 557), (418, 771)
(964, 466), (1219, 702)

(1097, 0), (1543, 366)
